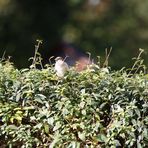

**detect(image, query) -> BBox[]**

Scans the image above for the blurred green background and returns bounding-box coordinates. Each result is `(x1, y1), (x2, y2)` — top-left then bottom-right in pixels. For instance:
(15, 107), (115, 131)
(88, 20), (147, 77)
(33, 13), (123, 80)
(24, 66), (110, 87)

(0, 0), (148, 69)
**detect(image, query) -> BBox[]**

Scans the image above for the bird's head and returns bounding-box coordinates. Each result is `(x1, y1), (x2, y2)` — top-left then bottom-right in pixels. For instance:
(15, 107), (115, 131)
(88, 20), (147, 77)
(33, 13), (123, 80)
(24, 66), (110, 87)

(55, 57), (63, 62)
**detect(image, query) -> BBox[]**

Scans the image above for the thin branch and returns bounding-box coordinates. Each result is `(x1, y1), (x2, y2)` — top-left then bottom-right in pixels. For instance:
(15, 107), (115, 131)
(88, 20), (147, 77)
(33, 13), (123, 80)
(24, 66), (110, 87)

(103, 47), (112, 67)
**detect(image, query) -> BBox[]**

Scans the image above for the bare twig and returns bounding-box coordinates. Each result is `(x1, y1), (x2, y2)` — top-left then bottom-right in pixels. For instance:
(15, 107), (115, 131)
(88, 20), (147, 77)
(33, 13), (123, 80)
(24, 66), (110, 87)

(128, 48), (144, 75)
(63, 55), (69, 62)
(0, 50), (6, 62)
(31, 40), (42, 69)
(103, 47), (112, 67)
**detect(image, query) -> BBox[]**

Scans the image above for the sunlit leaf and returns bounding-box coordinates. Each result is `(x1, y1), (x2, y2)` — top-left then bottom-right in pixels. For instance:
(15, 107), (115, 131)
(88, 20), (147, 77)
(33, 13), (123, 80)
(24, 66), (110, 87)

(78, 132), (86, 142)
(53, 121), (61, 131)
(95, 134), (107, 143)
(44, 123), (49, 134)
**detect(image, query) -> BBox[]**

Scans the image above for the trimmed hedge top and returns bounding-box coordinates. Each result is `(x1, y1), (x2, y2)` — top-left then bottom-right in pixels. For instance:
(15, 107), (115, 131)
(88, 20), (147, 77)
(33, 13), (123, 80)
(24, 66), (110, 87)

(0, 60), (148, 147)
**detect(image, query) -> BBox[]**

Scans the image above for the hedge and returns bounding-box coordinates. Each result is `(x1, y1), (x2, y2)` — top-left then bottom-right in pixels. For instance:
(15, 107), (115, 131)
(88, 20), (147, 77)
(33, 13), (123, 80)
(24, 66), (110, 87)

(0, 57), (148, 148)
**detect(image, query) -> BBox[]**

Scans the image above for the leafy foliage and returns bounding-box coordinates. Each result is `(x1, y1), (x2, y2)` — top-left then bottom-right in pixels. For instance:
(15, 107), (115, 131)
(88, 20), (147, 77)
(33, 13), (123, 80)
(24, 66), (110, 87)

(0, 56), (148, 147)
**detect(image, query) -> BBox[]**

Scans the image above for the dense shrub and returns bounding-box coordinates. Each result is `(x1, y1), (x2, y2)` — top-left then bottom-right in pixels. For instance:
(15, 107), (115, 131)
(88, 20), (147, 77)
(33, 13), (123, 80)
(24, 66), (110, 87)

(0, 59), (148, 148)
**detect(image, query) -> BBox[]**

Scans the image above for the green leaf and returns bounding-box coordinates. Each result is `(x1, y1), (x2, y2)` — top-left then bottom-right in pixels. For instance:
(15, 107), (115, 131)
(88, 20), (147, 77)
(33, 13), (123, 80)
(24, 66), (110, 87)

(7, 125), (17, 130)
(62, 108), (69, 116)
(96, 134), (107, 143)
(79, 101), (85, 109)
(49, 132), (61, 148)
(137, 142), (142, 148)
(34, 97), (44, 104)
(81, 109), (86, 115)
(20, 68), (29, 73)
(53, 121), (61, 131)
(143, 128), (148, 139)
(23, 106), (35, 110)
(35, 123), (43, 129)
(16, 93), (21, 102)
(81, 89), (85, 94)
(135, 108), (141, 117)
(68, 141), (80, 148)
(35, 94), (47, 103)
(44, 123), (49, 134)
(99, 102), (108, 109)
(115, 140), (121, 146)
(78, 132), (85, 141)
(48, 117), (54, 126)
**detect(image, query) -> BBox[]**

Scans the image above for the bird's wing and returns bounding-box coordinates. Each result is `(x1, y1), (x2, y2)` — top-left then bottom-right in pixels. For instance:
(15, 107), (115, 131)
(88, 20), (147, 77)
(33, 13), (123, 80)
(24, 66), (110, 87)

(63, 62), (69, 70)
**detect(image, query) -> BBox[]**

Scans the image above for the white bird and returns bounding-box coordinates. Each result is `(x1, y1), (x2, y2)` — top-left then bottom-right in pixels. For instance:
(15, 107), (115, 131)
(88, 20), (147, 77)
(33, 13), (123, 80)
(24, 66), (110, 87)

(55, 57), (69, 77)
